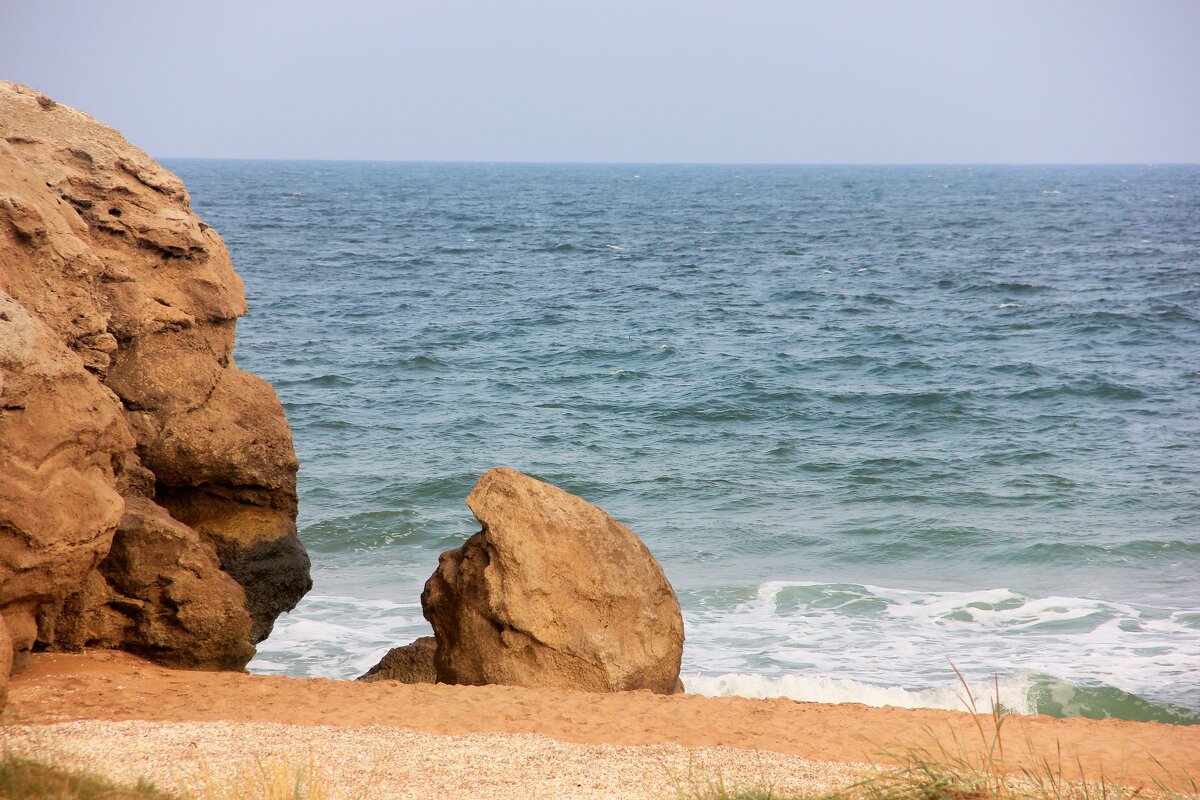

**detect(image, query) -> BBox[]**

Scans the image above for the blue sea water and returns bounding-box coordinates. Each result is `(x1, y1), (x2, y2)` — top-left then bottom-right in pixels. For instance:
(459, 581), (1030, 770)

(167, 161), (1200, 723)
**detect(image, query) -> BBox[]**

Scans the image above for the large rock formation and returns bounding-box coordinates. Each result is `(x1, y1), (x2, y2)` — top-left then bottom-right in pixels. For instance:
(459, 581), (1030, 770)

(0, 81), (310, 677)
(422, 468), (684, 694)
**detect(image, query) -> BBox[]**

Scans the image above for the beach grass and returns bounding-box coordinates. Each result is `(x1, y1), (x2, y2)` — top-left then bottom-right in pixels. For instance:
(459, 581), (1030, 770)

(677, 747), (1198, 800)
(677, 665), (1198, 800)
(179, 756), (326, 800)
(0, 753), (325, 800)
(0, 754), (176, 799)
(679, 757), (1197, 800)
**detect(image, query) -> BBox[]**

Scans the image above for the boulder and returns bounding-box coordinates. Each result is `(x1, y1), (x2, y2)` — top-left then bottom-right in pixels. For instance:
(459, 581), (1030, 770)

(0, 80), (311, 678)
(358, 637), (437, 684)
(421, 468), (684, 694)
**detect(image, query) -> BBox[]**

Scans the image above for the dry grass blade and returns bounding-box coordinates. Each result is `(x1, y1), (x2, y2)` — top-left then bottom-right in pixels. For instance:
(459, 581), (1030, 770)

(947, 658), (1004, 775)
(178, 755), (326, 800)
(0, 753), (178, 799)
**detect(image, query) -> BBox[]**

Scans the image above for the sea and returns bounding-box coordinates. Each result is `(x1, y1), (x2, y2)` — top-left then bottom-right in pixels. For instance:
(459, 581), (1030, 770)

(166, 160), (1200, 724)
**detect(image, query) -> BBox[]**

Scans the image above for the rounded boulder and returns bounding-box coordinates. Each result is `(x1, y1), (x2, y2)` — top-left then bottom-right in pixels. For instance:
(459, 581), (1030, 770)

(422, 468), (684, 694)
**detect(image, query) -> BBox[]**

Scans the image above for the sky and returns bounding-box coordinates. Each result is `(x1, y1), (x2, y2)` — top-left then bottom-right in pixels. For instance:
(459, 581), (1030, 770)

(2, 1), (1198, 164)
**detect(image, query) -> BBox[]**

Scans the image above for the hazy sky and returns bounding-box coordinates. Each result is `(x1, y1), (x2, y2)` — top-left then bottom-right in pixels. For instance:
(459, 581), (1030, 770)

(3, 1), (1198, 163)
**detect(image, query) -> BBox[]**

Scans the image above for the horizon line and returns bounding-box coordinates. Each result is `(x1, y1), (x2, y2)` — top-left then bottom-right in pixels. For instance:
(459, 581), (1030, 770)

(156, 156), (1200, 168)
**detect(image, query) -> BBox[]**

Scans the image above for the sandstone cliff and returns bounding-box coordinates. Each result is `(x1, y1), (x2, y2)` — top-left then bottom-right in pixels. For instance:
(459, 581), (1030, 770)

(0, 81), (311, 676)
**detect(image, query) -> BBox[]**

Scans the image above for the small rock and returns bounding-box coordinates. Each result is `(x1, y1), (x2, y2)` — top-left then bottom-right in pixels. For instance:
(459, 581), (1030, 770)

(358, 637), (437, 683)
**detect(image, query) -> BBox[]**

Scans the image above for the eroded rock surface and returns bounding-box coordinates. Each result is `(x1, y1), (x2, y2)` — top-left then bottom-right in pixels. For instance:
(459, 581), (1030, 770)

(54, 498), (255, 670)
(358, 637), (437, 684)
(0, 80), (311, 679)
(422, 468), (684, 694)
(0, 290), (129, 657)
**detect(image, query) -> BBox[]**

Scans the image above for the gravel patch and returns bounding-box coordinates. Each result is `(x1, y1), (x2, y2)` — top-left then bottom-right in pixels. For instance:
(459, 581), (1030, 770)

(1, 720), (873, 799)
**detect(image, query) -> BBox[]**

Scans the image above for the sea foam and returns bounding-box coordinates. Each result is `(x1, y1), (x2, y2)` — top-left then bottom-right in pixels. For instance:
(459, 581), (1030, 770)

(684, 671), (1040, 714)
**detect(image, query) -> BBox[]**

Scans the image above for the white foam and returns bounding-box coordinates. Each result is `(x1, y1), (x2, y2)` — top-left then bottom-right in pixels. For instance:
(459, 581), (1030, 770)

(250, 589), (430, 678)
(251, 574), (1200, 713)
(684, 671), (1039, 714)
(681, 580), (1200, 709)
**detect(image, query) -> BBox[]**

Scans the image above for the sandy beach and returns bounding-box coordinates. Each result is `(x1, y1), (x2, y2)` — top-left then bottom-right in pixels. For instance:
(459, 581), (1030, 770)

(2, 651), (1197, 798)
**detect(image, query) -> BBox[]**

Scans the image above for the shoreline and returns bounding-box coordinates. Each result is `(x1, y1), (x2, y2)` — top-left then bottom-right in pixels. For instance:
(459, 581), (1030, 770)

(4, 651), (1197, 795)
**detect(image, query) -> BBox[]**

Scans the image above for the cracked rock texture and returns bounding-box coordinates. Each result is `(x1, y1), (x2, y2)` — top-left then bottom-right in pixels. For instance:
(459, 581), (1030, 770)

(422, 468), (684, 694)
(0, 81), (311, 681)
(53, 498), (255, 670)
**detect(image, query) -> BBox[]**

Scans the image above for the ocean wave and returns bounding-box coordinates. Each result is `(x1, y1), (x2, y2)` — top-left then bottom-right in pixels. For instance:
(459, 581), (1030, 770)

(1015, 539), (1200, 561)
(864, 358), (935, 375)
(1010, 378), (1146, 401)
(283, 373), (355, 388)
(682, 581), (1200, 716)
(433, 245), (483, 254)
(250, 593), (430, 679)
(684, 671), (1200, 724)
(994, 282), (1051, 293)
(985, 362), (1056, 379)
(773, 289), (828, 302)
(650, 404), (762, 423)
(301, 510), (430, 553)
(684, 671), (1040, 714)
(825, 389), (973, 407)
